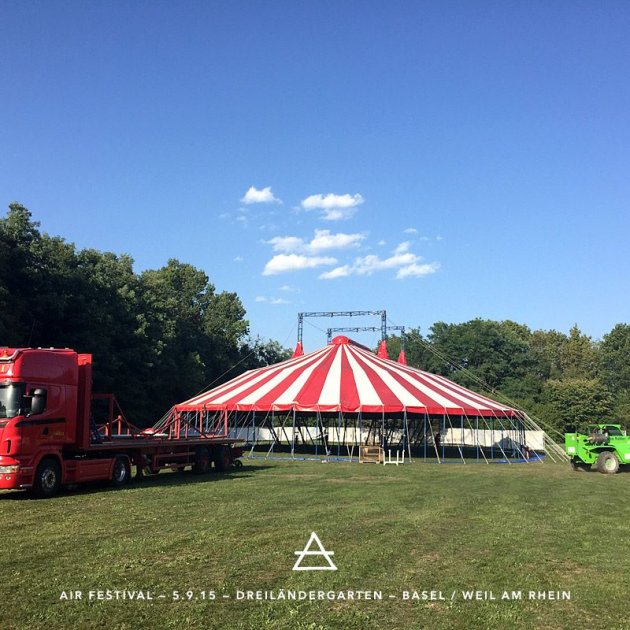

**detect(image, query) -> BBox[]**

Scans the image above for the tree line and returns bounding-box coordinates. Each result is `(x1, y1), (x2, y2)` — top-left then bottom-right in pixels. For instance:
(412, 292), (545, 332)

(2, 203), (627, 433)
(0, 204), (289, 423)
(387, 319), (629, 432)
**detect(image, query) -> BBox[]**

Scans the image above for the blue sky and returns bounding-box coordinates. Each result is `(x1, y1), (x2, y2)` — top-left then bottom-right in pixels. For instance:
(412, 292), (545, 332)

(1, 1), (628, 351)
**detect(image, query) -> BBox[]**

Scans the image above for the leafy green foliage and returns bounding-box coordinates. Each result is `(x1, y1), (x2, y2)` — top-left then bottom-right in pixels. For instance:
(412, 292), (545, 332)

(599, 324), (630, 393)
(0, 204), (288, 424)
(391, 317), (627, 430)
(541, 378), (615, 430)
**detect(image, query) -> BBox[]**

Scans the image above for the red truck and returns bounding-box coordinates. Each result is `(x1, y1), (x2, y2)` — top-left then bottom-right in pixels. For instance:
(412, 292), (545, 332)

(0, 347), (239, 498)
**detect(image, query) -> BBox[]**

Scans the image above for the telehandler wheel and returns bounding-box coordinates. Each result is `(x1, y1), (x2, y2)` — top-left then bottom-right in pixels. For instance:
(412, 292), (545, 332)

(192, 447), (211, 474)
(596, 451), (619, 474)
(111, 456), (132, 487)
(32, 458), (62, 499)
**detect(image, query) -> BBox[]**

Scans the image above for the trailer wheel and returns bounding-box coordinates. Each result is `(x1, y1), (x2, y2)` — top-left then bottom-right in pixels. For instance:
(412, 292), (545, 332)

(112, 456), (131, 487)
(32, 458), (61, 499)
(596, 451), (619, 474)
(214, 446), (232, 472)
(192, 447), (211, 474)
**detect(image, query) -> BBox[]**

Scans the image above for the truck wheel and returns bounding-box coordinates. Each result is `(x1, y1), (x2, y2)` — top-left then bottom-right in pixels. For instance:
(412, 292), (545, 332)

(192, 447), (210, 474)
(596, 451), (619, 474)
(214, 446), (232, 472)
(112, 456), (131, 487)
(32, 458), (61, 499)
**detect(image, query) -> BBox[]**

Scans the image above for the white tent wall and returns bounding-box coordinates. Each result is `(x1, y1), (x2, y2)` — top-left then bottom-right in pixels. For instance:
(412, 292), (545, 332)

(228, 425), (547, 452)
(442, 428), (545, 451)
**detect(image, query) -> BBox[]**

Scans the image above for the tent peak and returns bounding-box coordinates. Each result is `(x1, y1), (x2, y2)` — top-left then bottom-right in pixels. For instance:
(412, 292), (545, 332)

(330, 335), (373, 352)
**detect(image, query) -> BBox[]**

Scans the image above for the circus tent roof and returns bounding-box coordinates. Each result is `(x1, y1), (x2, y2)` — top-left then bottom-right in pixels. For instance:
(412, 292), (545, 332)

(175, 336), (518, 417)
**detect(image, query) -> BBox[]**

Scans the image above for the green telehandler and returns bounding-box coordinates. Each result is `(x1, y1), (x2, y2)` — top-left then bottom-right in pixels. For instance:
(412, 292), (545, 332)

(565, 423), (630, 474)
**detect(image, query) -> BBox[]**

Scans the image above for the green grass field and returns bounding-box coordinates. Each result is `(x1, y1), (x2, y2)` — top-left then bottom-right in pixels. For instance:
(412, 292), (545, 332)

(2, 458), (630, 630)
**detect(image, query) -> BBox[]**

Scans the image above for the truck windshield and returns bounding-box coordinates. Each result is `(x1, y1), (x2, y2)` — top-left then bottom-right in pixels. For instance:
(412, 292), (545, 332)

(0, 384), (24, 419)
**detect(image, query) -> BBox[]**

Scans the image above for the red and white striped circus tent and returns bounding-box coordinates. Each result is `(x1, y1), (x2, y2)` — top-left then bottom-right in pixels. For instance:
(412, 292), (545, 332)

(175, 336), (517, 418)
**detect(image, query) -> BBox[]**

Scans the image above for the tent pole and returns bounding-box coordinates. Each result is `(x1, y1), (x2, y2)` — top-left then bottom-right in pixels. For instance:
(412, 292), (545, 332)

(492, 411), (511, 462)
(423, 414), (427, 462)
(404, 409), (412, 463)
(446, 412), (464, 463)
(249, 412), (256, 458)
(381, 409), (385, 450)
(291, 408), (296, 459)
(337, 411), (342, 458)
(476, 416), (479, 462)
(401, 407), (407, 460)
(441, 414), (445, 462)
(359, 411), (363, 453)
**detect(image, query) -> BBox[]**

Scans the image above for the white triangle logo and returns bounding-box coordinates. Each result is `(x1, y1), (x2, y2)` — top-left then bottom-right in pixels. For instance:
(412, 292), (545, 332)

(293, 532), (337, 571)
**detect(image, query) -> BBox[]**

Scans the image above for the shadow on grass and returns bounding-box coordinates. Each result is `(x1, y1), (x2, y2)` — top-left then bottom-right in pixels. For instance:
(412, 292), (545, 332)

(0, 464), (273, 501)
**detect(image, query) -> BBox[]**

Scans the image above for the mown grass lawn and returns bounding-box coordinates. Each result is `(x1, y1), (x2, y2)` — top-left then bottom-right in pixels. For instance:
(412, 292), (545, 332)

(1, 457), (630, 629)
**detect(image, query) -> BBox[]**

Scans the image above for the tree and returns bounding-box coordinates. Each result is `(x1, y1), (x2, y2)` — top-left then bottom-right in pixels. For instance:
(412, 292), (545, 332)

(541, 378), (615, 430)
(240, 337), (291, 370)
(0, 203), (44, 344)
(599, 323), (630, 393)
(529, 329), (568, 380)
(0, 205), (256, 425)
(422, 319), (535, 393)
(383, 329), (433, 367)
(559, 324), (599, 379)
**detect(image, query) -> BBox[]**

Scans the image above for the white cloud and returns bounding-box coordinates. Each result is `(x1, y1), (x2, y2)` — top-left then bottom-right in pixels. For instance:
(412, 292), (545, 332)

(396, 262), (440, 279)
(319, 241), (439, 281)
(255, 295), (290, 305)
(233, 256), (244, 262)
(377, 239), (386, 246)
(319, 265), (351, 280)
(352, 252), (417, 275)
(404, 227), (418, 234)
(266, 235), (304, 253)
(309, 229), (365, 252)
(436, 235), (444, 241)
(300, 193), (364, 220)
(241, 186), (281, 205)
(263, 254), (337, 276)
(394, 241), (411, 255)
(266, 229), (365, 255)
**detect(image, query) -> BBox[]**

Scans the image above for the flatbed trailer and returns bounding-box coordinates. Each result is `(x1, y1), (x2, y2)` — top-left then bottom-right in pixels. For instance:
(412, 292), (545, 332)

(0, 347), (241, 497)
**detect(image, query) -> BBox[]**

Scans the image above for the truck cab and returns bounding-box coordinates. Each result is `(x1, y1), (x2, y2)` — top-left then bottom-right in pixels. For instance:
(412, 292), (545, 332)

(0, 347), (91, 494)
